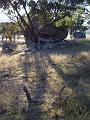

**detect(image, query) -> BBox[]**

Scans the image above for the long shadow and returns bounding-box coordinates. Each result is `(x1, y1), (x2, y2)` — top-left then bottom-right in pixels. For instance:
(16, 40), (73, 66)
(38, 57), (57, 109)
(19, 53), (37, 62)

(27, 51), (49, 120)
(45, 52), (90, 113)
(33, 51), (48, 99)
(20, 49), (90, 119)
(48, 40), (90, 56)
(21, 52), (34, 83)
(21, 51), (49, 120)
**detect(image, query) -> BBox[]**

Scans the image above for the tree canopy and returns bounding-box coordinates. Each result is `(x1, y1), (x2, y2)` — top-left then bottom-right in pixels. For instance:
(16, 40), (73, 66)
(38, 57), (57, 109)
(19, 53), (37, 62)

(0, 0), (86, 45)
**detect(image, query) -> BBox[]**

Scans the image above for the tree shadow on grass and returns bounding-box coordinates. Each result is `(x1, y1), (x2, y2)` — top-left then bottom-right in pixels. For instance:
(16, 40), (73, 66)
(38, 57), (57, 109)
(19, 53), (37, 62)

(48, 40), (90, 56)
(21, 52), (32, 82)
(21, 51), (49, 120)
(45, 51), (90, 115)
(18, 43), (90, 119)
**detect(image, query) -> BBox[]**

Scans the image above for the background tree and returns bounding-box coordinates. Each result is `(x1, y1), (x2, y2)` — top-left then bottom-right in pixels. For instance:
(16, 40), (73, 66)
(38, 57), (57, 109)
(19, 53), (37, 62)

(55, 5), (87, 39)
(0, 22), (20, 42)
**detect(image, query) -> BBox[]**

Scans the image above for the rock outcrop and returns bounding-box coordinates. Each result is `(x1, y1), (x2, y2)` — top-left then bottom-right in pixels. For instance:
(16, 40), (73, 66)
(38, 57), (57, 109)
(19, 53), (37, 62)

(38, 25), (68, 41)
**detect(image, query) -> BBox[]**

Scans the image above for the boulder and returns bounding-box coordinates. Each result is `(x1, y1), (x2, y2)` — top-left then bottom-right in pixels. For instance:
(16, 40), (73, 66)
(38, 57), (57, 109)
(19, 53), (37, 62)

(2, 42), (14, 53)
(0, 107), (7, 114)
(38, 25), (68, 41)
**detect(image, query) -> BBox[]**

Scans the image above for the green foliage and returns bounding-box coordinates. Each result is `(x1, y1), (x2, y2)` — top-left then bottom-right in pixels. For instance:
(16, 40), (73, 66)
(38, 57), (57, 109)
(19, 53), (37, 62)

(0, 22), (20, 35)
(56, 6), (86, 31)
(0, 1), (87, 42)
(0, 0), (85, 27)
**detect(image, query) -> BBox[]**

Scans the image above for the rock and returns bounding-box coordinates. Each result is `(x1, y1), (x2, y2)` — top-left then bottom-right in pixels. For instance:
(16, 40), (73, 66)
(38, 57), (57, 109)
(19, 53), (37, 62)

(2, 42), (14, 53)
(37, 45), (42, 50)
(0, 107), (7, 114)
(39, 25), (68, 41)
(24, 40), (71, 52)
(25, 48), (31, 52)
(6, 48), (13, 53)
(48, 44), (52, 49)
(31, 48), (37, 52)
(2, 43), (9, 49)
(1, 73), (10, 77)
(42, 44), (49, 50)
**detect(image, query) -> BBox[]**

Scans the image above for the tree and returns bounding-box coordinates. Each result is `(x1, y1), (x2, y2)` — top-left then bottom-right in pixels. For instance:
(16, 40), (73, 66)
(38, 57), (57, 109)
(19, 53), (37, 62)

(0, 0), (85, 47)
(0, 22), (8, 41)
(0, 22), (20, 42)
(55, 5), (87, 39)
(67, 7), (87, 38)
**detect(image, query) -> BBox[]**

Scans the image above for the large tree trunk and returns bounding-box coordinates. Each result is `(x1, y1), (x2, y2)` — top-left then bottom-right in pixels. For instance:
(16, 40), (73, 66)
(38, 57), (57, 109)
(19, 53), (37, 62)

(23, 27), (38, 48)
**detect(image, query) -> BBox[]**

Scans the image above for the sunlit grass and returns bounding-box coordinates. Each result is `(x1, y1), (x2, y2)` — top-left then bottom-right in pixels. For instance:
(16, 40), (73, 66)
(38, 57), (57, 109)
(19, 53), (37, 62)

(0, 40), (90, 119)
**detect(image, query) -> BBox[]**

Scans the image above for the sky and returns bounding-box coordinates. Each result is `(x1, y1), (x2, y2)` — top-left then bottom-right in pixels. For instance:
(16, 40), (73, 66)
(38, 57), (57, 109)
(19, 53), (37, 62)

(0, 10), (10, 23)
(0, 3), (90, 24)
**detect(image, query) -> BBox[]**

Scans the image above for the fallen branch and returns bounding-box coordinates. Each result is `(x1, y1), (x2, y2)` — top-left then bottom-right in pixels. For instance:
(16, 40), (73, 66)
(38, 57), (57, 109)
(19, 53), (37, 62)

(23, 85), (44, 104)
(23, 85), (32, 103)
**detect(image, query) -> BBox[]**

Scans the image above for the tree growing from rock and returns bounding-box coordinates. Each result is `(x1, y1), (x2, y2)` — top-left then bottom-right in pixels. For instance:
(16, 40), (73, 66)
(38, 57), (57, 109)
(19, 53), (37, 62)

(0, 0), (85, 47)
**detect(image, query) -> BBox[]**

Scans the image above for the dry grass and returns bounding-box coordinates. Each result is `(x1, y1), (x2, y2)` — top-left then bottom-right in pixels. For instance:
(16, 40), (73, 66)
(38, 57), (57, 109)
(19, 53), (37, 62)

(0, 40), (90, 120)
(0, 53), (20, 70)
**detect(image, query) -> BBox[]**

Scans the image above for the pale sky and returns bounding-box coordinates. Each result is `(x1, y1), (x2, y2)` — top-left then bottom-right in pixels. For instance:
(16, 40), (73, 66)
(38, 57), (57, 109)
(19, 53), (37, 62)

(0, 3), (90, 24)
(0, 10), (10, 23)
(0, 0), (37, 23)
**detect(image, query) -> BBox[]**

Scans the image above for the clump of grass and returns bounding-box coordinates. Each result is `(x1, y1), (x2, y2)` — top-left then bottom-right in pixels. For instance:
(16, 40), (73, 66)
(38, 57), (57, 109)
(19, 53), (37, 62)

(47, 92), (89, 120)
(45, 53), (90, 119)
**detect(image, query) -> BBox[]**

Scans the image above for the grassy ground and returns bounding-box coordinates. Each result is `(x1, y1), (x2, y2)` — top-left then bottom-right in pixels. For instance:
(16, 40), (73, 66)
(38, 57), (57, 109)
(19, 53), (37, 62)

(0, 40), (90, 120)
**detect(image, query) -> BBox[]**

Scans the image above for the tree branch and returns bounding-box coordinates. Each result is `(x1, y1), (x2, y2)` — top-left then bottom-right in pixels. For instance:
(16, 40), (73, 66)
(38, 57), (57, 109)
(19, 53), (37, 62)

(8, 0), (29, 28)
